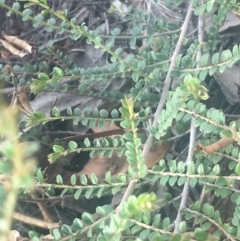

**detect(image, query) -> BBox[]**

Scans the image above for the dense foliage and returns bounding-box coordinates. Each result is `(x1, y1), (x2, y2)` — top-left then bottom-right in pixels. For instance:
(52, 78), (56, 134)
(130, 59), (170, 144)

(1, 0), (240, 240)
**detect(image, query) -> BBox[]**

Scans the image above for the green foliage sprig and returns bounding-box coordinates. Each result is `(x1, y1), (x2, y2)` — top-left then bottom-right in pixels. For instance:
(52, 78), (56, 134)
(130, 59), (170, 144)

(0, 107), (36, 240)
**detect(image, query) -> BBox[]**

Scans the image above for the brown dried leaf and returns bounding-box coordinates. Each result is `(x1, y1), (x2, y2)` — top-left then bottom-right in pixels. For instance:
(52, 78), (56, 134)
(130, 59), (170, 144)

(15, 86), (33, 114)
(196, 137), (234, 154)
(8, 230), (21, 241)
(3, 33), (32, 54)
(74, 121), (172, 181)
(0, 39), (27, 58)
(146, 141), (172, 168)
(0, 50), (11, 61)
(77, 154), (121, 180)
(76, 142), (171, 181)
(3, 64), (11, 75)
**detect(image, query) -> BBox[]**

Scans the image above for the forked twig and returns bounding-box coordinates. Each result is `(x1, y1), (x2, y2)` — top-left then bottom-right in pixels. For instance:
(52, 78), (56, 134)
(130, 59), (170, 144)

(116, 2), (194, 214)
(174, 1), (204, 232)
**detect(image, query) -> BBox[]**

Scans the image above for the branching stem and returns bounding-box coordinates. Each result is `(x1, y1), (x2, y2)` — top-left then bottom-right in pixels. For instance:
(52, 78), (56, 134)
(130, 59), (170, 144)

(117, 2), (194, 212)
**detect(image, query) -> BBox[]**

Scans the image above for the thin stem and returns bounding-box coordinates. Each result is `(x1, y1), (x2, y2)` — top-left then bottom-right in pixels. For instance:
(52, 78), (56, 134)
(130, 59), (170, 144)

(99, 29), (180, 39)
(174, 118), (196, 232)
(184, 208), (237, 241)
(117, 2), (194, 211)
(173, 1), (204, 232)
(147, 171), (240, 181)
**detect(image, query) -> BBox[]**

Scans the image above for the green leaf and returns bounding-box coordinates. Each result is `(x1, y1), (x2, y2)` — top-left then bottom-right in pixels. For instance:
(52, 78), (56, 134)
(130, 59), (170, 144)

(68, 141), (78, 150)
(53, 145), (65, 153)
(197, 163), (204, 175)
(111, 109), (119, 118)
(119, 107), (130, 117)
(70, 174), (76, 185)
(38, 72), (49, 81)
(90, 173), (98, 185)
(74, 189), (82, 200)
(160, 176), (169, 186)
(81, 118), (88, 126)
(187, 162), (195, 174)
(209, 66), (217, 76)
(112, 186), (121, 195)
(67, 107), (73, 116)
(82, 212), (94, 224)
(115, 47), (122, 56)
(52, 106), (60, 117)
(131, 25), (142, 36)
(162, 217), (170, 229)
(199, 53), (209, 67)
(212, 164), (220, 175)
(177, 161), (185, 173)
(118, 174), (127, 184)
(111, 27), (121, 36)
(29, 231), (40, 239)
(36, 169), (44, 183)
(96, 206), (106, 217)
(215, 177), (227, 186)
(152, 214), (161, 227)
(178, 176), (187, 186)
(48, 153), (61, 164)
(221, 49), (232, 62)
(56, 175), (63, 184)
(73, 218), (83, 229)
(194, 4), (206, 15)
(80, 174), (88, 185)
(130, 36), (137, 47)
(220, 129), (232, 138)
(139, 229), (150, 240)
(148, 126), (157, 135)
(219, 64), (227, 73)
(106, 37), (115, 48)
(69, 141), (78, 150)
(74, 108), (82, 116)
(202, 203), (213, 217)
(120, 119), (131, 129)
(85, 187), (94, 199)
(235, 163), (240, 175)
(96, 187), (105, 198)
(168, 176), (178, 186)
(189, 178), (197, 188)
(84, 138), (91, 147)
(53, 67), (64, 77)
(194, 228), (208, 241)
(211, 53), (219, 65)
(132, 72), (140, 82)
(51, 228), (61, 240)
(206, 0), (214, 12)
(179, 221), (187, 233)
(199, 69), (208, 81)
(170, 234), (183, 241)
(12, 2), (20, 10)
(131, 225), (142, 235)
(149, 233), (163, 241)
(100, 109), (108, 118)
(97, 235), (108, 241)
(105, 171), (112, 183)
(61, 224), (72, 235)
